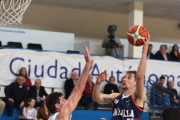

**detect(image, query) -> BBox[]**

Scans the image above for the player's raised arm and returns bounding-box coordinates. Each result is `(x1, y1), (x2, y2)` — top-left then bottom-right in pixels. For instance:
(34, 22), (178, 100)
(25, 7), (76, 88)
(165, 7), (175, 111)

(92, 71), (120, 103)
(135, 33), (150, 101)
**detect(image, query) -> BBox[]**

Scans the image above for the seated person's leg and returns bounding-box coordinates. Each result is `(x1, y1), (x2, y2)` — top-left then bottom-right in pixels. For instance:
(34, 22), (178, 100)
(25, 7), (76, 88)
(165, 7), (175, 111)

(84, 95), (93, 102)
(79, 96), (89, 109)
(0, 99), (5, 116)
(94, 102), (99, 110)
(35, 101), (43, 108)
(6, 100), (14, 116)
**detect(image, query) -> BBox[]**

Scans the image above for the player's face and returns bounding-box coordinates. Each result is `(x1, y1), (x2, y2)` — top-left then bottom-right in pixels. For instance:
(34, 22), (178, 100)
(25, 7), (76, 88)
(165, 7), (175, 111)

(59, 96), (67, 107)
(122, 73), (136, 90)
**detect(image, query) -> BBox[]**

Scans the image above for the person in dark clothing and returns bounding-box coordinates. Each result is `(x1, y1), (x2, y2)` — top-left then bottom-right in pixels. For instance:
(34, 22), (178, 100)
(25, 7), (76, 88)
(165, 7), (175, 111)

(166, 80), (179, 106)
(5, 75), (28, 116)
(162, 107), (180, 120)
(155, 45), (172, 61)
(64, 72), (90, 109)
(170, 44), (180, 61)
(84, 74), (99, 110)
(15, 67), (32, 90)
(29, 79), (48, 108)
(104, 76), (119, 94)
(147, 44), (154, 59)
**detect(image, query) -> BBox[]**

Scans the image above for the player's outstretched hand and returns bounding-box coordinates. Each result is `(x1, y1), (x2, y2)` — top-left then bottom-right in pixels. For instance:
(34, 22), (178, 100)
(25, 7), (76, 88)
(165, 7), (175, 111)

(96, 70), (109, 84)
(84, 45), (93, 70)
(142, 33), (150, 52)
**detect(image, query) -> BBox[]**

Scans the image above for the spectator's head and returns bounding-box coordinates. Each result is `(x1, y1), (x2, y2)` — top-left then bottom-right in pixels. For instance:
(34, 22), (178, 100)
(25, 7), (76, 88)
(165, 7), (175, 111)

(159, 76), (165, 85)
(87, 74), (93, 84)
(164, 45), (168, 50)
(45, 92), (65, 114)
(161, 107), (180, 120)
(160, 45), (166, 54)
(19, 67), (27, 78)
(19, 97), (36, 116)
(172, 44), (179, 53)
(148, 44), (153, 54)
(17, 75), (25, 86)
(35, 79), (41, 89)
(122, 71), (137, 91)
(71, 72), (78, 81)
(109, 76), (115, 84)
(168, 80), (174, 89)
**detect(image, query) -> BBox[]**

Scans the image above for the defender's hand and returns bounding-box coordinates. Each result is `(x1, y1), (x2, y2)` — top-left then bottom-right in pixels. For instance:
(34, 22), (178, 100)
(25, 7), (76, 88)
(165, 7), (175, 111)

(96, 70), (109, 84)
(84, 45), (93, 70)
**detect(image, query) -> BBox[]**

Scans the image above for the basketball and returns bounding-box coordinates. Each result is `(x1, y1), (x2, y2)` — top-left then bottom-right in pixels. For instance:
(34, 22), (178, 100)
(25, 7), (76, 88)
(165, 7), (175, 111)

(127, 25), (148, 46)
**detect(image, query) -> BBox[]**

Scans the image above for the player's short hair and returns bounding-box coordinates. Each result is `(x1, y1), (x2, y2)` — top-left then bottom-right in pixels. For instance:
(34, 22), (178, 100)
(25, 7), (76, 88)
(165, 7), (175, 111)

(45, 92), (63, 113)
(162, 107), (180, 120)
(159, 76), (165, 80)
(109, 76), (115, 81)
(126, 71), (137, 81)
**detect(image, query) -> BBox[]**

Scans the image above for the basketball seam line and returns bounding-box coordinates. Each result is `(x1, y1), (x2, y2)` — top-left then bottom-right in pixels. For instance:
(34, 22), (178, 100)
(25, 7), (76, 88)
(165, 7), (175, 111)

(132, 27), (139, 42)
(139, 30), (147, 35)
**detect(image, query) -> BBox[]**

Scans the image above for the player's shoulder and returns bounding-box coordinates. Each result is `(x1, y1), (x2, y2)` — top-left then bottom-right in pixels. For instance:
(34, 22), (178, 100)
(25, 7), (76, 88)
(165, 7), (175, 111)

(111, 93), (121, 99)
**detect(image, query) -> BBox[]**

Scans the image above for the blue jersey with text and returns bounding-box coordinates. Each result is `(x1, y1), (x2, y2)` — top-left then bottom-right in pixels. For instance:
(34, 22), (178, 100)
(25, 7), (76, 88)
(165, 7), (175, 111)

(111, 94), (144, 120)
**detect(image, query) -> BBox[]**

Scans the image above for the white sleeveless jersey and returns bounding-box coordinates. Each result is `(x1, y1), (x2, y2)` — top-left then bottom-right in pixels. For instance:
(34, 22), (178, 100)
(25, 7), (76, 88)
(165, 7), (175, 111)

(48, 112), (59, 120)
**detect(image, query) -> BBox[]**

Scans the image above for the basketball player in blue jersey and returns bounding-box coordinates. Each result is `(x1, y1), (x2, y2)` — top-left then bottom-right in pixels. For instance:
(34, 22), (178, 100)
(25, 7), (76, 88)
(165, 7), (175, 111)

(45, 45), (106, 120)
(93, 33), (150, 120)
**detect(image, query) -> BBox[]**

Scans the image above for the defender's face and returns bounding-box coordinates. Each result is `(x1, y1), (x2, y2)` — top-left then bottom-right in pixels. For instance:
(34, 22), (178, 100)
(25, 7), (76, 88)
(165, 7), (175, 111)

(59, 96), (67, 107)
(55, 96), (67, 111)
(122, 73), (136, 90)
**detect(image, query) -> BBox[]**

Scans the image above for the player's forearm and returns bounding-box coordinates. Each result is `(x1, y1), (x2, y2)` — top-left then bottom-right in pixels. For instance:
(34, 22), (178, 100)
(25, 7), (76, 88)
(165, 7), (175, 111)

(76, 63), (91, 92)
(92, 83), (101, 102)
(136, 50), (147, 80)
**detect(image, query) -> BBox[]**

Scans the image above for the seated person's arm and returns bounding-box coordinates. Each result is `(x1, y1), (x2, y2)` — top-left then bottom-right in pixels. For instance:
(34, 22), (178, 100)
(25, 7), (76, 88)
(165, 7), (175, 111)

(5, 83), (14, 102)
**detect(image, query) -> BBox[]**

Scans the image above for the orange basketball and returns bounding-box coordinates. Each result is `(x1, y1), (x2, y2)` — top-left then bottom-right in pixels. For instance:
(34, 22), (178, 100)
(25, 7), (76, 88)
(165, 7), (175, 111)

(127, 25), (148, 46)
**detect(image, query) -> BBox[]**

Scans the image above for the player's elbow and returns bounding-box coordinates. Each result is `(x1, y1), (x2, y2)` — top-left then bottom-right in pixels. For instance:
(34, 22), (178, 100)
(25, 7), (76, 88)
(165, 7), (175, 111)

(136, 74), (144, 80)
(92, 95), (100, 102)
(92, 96), (97, 102)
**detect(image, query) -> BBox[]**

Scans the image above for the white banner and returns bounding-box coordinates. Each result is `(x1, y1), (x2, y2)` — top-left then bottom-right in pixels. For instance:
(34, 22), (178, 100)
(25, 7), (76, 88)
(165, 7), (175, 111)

(0, 49), (179, 92)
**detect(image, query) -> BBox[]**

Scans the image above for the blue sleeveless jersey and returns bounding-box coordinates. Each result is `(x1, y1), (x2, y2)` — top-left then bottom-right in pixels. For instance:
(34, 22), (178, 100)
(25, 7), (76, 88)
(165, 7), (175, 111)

(111, 94), (144, 120)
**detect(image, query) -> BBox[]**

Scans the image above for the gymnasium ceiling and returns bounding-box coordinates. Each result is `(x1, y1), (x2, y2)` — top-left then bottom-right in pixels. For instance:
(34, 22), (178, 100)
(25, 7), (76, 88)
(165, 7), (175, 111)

(32, 0), (180, 20)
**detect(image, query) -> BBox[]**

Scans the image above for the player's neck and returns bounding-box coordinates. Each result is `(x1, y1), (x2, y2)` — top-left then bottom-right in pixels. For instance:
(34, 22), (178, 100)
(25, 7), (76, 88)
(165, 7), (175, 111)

(123, 90), (134, 96)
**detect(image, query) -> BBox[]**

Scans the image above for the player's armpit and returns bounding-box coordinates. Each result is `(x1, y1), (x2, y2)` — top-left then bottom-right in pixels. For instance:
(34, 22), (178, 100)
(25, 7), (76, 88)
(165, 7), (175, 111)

(98, 93), (120, 103)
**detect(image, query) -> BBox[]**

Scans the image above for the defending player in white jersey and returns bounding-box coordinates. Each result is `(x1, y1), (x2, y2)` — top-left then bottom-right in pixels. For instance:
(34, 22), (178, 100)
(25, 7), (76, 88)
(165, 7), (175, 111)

(92, 33), (150, 120)
(45, 45), (106, 120)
